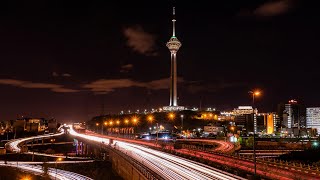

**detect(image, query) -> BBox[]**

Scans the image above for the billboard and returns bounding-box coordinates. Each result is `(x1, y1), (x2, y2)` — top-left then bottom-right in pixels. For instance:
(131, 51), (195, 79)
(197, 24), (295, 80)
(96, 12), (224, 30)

(203, 126), (224, 135)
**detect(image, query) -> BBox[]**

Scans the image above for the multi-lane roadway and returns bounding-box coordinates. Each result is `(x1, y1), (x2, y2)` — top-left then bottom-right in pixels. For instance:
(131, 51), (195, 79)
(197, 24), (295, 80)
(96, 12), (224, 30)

(3, 129), (93, 180)
(5, 132), (64, 153)
(69, 125), (245, 180)
(0, 162), (93, 180)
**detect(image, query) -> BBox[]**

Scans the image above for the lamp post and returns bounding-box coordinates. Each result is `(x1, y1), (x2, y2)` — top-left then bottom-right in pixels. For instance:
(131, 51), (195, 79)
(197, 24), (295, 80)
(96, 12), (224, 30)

(55, 157), (62, 180)
(109, 121), (113, 135)
(95, 123), (99, 133)
(101, 122), (105, 134)
(147, 115), (154, 133)
(248, 90), (261, 178)
(104, 122), (108, 135)
(116, 120), (120, 137)
(124, 119), (129, 137)
(156, 123), (159, 146)
(132, 117), (138, 138)
(180, 115), (184, 132)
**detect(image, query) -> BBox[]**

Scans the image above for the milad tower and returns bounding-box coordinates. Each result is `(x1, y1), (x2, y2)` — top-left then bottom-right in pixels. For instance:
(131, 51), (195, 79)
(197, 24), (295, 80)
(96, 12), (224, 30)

(163, 7), (184, 111)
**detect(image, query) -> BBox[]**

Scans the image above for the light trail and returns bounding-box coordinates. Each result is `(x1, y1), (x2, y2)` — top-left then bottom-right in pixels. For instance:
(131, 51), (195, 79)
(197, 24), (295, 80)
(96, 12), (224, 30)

(24, 151), (91, 159)
(5, 132), (64, 153)
(0, 160), (95, 165)
(69, 125), (245, 180)
(178, 139), (235, 153)
(0, 163), (93, 180)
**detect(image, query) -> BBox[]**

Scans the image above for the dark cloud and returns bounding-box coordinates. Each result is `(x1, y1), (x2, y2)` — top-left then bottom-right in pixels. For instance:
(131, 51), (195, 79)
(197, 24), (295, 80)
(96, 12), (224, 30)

(0, 79), (79, 93)
(123, 25), (157, 56)
(53, 72), (72, 77)
(82, 78), (183, 94)
(52, 72), (59, 77)
(120, 64), (134, 73)
(147, 78), (184, 90)
(186, 81), (245, 94)
(82, 79), (143, 94)
(254, 0), (293, 17)
(62, 73), (72, 77)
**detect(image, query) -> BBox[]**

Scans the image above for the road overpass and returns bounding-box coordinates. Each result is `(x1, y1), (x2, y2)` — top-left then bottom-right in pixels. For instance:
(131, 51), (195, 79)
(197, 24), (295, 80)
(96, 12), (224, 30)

(74, 127), (320, 180)
(70, 125), (245, 180)
(0, 162), (93, 180)
(3, 128), (94, 180)
(5, 131), (64, 153)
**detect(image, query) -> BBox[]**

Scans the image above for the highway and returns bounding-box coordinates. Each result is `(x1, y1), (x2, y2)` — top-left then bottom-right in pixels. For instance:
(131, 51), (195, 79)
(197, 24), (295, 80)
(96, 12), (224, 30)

(77, 129), (320, 179)
(3, 130), (93, 180)
(0, 162), (93, 180)
(5, 132), (64, 153)
(177, 139), (235, 153)
(69, 126), (245, 180)
(24, 151), (91, 159)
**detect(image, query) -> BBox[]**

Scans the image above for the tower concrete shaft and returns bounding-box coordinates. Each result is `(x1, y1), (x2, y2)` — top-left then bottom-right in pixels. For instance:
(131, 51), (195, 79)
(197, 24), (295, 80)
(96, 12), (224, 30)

(170, 53), (177, 106)
(166, 7), (181, 107)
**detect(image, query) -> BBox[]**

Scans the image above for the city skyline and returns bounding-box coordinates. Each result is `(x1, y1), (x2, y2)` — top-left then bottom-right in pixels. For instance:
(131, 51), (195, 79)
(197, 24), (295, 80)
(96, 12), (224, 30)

(1, 1), (320, 122)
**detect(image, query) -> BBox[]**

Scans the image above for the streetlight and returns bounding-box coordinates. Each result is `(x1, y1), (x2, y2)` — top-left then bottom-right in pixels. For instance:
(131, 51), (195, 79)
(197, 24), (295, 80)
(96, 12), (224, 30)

(104, 122), (108, 135)
(147, 115), (154, 123)
(116, 120), (120, 136)
(132, 116), (138, 138)
(248, 90), (261, 178)
(168, 113), (175, 120)
(180, 115), (184, 132)
(95, 123), (99, 133)
(147, 115), (154, 133)
(55, 157), (62, 180)
(230, 126), (235, 133)
(124, 119), (129, 137)
(156, 123), (159, 146)
(20, 176), (31, 180)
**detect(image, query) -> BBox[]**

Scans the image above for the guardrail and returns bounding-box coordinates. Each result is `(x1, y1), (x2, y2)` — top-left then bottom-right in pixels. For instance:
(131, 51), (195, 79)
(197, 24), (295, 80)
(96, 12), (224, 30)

(103, 144), (164, 180)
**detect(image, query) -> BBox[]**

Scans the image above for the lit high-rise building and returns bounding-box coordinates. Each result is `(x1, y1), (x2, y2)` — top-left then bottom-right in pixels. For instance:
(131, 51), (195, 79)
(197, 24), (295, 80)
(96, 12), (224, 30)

(266, 113), (276, 134)
(283, 99), (306, 129)
(306, 107), (320, 134)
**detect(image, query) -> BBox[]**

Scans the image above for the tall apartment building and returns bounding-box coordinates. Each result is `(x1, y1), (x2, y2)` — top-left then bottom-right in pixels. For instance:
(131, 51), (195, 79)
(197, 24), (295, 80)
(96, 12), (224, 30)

(306, 107), (320, 134)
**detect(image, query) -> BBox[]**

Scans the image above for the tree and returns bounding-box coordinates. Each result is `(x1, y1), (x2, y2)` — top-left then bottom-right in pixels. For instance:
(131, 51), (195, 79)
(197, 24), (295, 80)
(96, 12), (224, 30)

(246, 136), (254, 148)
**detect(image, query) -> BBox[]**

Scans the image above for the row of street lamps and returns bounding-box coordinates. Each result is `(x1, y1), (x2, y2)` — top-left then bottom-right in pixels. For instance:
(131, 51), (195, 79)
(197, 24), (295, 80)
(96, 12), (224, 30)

(95, 113), (183, 129)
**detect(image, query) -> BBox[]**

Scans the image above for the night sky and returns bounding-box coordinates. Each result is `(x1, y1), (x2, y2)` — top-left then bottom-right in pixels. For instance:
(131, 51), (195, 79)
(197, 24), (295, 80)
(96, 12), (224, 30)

(1, 0), (320, 122)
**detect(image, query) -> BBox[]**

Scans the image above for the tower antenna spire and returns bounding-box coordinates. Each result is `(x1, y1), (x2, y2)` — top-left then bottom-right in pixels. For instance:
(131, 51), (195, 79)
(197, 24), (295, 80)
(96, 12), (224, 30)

(172, 7), (176, 37)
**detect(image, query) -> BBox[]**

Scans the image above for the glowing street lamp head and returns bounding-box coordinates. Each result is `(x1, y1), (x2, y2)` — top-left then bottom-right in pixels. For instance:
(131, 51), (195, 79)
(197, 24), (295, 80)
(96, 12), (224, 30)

(147, 115), (154, 122)
(104, 122), (108, 126)
(96, 123), (99, 126)
(116, 120), (120, 125)
(168, 113), (175, 120)
(21, 176), (31, 180)
(132, 116), (139, 125)
(249, 90), (261, 97)
(57, 157), (62, 161)
(109, 121), (113, 126)
(254, 91), (261, 96)
(125, 119), (129, 124)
